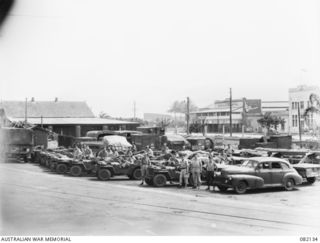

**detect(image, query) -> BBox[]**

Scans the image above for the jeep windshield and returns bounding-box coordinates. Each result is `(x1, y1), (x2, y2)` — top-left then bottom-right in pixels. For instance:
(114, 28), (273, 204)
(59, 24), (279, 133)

(241, 160), (259, 168)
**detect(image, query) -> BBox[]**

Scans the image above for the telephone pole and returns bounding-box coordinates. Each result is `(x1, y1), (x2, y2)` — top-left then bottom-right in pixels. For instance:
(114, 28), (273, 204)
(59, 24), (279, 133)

(25, 98), (28, 123)
(229, 88), (232, 137)
(297, 102), (302, 147)
(133, 101), (136, 120)
(186, 97), (190, 135)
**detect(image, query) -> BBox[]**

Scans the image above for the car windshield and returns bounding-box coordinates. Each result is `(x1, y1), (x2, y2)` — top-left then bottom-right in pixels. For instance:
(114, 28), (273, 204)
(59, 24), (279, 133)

(241, 160), (259, 168)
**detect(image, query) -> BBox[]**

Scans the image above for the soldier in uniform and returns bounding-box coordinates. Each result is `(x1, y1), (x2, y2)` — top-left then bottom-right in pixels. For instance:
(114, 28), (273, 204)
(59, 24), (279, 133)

(190, 153), (202, 189)
(73, 145), (83, 160)
(97, 146), (109, 160)
(178, 153), (190, 188)
(140, 153), (151, 186)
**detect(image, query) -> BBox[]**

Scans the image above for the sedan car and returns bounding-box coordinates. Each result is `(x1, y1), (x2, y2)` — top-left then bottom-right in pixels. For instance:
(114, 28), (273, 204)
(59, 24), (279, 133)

(213, 157), (303, 194)
(293, 152), (320, 184)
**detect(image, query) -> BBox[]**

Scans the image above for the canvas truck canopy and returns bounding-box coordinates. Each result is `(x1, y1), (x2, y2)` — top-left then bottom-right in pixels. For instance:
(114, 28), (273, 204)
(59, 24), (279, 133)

(102, 135), (132, 150)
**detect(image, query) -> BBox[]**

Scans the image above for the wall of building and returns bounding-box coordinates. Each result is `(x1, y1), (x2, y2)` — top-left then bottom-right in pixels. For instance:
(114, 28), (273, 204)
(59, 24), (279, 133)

(288, 85), (320, 134)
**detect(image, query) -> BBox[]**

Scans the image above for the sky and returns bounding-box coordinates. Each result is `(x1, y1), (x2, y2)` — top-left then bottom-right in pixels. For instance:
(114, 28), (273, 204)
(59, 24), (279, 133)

(0, 0), (319, 118)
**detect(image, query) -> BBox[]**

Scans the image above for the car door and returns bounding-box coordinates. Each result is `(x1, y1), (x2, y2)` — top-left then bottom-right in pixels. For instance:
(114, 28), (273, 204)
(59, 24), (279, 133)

(256, 162), (272, 185)
(270, 161), (284, 185)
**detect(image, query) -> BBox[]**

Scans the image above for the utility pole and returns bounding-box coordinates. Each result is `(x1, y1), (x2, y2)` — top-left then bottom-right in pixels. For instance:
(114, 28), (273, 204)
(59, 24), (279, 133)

(229, 88), (232, 137)
(25, 98), (28, 123)
(133, 101), (136, 120)
(297, 102), (302, 148)
(186, 97), (190, 135)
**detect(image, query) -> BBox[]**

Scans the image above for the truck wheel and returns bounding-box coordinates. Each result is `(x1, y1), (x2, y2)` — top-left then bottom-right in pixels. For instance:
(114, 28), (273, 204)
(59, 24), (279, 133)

(70, 165), (83, 177)
(284, 178), (295, 191)
(56, 164), (68, 174)
(153, 174), (167, 187)
(132, 168), (142, 180)
(218, 185), (228, 192)
(234, 181), (247, 194)
(97, 169), (111, 181)
(145, 178), (153, 186)
(307, 177), (316, 184)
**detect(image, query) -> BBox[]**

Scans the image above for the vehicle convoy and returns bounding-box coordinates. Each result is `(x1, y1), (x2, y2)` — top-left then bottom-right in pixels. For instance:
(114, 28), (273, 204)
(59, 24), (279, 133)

(293, 152), (320, 184)
(0, 127), (33, 162)
(96, 156), (142, 181)
(213, 157), (303, 194)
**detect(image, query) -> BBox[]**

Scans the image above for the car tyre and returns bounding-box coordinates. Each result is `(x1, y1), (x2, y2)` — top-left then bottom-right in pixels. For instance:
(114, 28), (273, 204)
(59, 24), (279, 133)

(132, 168), (142, 180)
(234, 181), (247, 194)
(307, 177), (316, 184)
(145, 178), (153, 186)
(56, 164), (68, 174)
(153, 174), (167, 187)
(70, 165), (83, 177)
(218, 185), (228, 192)
(97, 169), (111, 181)
(284, 178), (295, 191)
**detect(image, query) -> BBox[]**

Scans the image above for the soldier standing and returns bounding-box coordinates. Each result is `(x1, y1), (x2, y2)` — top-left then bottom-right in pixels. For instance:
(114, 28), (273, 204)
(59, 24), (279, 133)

(140, 153), (151, 186)
(206, 154), (217, 191)
(190, 154), (202, 189)
(178, 153), (190, 188)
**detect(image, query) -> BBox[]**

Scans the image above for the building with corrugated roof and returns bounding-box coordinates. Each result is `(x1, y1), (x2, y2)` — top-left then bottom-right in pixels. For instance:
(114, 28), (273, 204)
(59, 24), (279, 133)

(0, 98), (139, 137)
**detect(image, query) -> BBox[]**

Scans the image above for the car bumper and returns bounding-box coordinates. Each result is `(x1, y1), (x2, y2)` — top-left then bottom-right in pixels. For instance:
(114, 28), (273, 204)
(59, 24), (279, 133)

(213, 175), (234, 188)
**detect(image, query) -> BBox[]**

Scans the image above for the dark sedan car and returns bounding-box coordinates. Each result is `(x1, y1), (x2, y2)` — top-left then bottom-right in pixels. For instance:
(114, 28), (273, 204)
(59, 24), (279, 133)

(214, 157), (303, 194)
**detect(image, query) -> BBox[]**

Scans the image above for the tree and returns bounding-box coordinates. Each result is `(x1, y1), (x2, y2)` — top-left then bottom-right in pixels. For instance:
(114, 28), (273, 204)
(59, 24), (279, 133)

(155, 117), (172, 130)
(257, 112), (285, 132)
(168, 100), (198, 114)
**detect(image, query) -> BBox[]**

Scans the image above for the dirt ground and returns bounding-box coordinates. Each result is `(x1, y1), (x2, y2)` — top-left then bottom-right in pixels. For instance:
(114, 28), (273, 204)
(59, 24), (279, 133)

(1, 161), (320, 235)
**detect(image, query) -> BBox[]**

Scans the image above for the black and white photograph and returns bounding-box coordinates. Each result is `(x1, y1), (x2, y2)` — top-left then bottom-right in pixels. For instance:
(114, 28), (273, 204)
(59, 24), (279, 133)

(0, 0), (320, 240)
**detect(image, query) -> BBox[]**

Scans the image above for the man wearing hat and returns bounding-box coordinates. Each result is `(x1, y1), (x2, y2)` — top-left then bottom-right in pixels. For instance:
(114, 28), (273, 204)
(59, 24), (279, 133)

(178, 153), (190, 188)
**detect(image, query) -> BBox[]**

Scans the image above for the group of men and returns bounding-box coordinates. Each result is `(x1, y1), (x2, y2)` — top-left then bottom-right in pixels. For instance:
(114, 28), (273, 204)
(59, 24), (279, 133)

(73, 144), (94, 160)
(139, 144), (220, 191)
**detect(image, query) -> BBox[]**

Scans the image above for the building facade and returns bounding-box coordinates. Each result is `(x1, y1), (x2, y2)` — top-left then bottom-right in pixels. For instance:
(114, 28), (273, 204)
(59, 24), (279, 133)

(288, 85), (320, 134)
(0, 99), (139, 137)
(191, 98), (262, 133)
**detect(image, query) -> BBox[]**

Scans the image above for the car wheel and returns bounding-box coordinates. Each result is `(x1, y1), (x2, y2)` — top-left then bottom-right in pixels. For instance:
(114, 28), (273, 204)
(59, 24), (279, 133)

(153, 174), (167, 187)
(70, 165), (83, 177)
(56, 164), (68, 174)
(284, 178), (295, 191)
(218, 185), (228, 192)
(97, 169), (111, 181)
(234, 181), (247, 194)
(145, 178), (153, 186)
(307, 177), (316, 184)
(132, 168), (142, 180)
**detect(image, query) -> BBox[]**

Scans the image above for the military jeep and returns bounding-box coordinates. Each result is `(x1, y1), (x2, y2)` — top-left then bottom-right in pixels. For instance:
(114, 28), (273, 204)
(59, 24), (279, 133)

(96, 156), (142, 181)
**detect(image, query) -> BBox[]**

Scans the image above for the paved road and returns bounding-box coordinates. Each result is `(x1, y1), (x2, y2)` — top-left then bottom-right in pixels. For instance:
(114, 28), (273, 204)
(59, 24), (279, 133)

(1, 162), (320, 235)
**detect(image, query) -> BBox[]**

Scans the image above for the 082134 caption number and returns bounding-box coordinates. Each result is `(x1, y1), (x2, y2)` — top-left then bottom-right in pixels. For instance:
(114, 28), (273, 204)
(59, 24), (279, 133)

(300, 237), (318, 242)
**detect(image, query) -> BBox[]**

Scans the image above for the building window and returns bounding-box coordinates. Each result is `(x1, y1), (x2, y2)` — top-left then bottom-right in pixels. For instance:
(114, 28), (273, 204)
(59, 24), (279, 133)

(300, 101), (304, 109)
(292, 102), (295, 110)
(292, 115), (298, 127)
